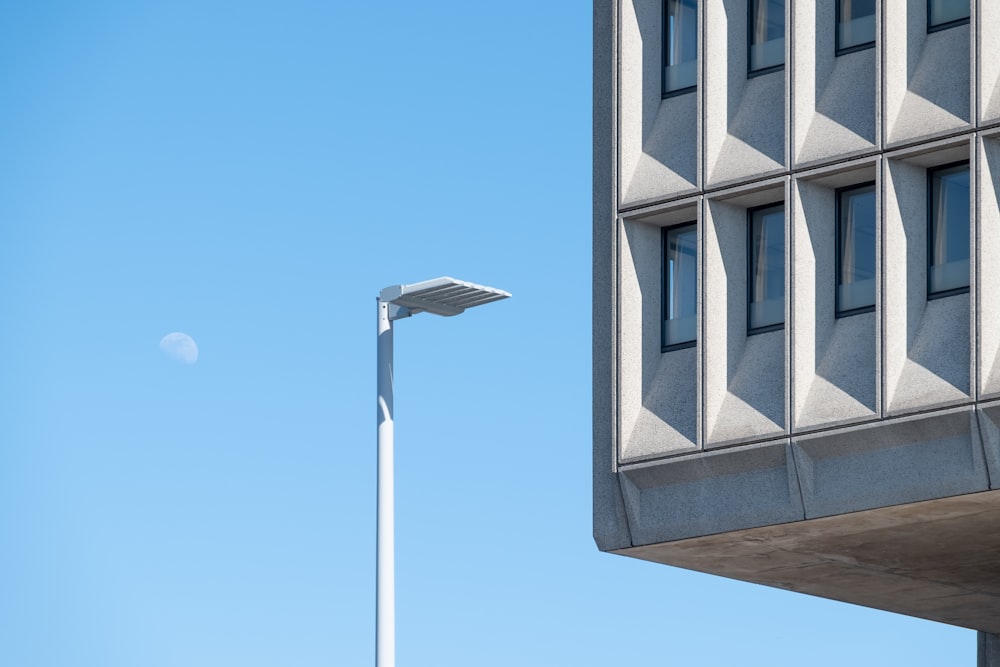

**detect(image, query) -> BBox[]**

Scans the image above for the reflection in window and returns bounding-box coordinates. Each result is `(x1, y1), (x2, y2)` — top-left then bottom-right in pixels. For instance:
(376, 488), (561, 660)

(749, 0), (784, 75)
(663, 0), (697, 96)
(837, 0), (876, 53)
(748, 204), (784, 332)
(663, 224), (697, 349)
(928, 163), (970, 297)
(928, 0), (970, 31)
(837, 184), (876, 315)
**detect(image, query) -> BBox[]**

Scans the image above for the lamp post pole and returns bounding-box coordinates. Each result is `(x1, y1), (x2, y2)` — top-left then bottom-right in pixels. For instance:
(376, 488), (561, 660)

(374, 277), (510, 667)
(376, 298), (395, 667)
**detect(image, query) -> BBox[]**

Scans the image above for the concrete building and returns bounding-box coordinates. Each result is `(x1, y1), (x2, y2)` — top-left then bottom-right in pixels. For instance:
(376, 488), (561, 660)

(593, 0), (1000, 659)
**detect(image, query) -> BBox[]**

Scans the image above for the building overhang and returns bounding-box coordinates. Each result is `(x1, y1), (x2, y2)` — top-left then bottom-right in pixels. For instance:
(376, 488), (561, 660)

(618, 489), (1000, 632)
(599, 403), (1000, 632)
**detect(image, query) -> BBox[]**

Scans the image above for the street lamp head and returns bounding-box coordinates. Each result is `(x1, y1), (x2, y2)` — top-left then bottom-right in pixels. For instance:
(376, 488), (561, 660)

(379, 276), (510, 319)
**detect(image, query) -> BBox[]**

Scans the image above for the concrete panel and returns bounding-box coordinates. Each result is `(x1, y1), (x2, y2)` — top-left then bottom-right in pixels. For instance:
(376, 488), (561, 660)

(791, 176), (879, 432)
(621, 96), (699, 206)
(793, 407), (989, 518)
(617, 215), (645, 460)
(884, 153), (973, 415)
(887, 294), (971, 411)
(704, 0), (786, 188)
(796, 316), (878, 427)
(975, 403), (1000, 489)
(792, 0), (877, 167)
(618, 0), (700, 208)
(619, 207), (701, 462)
(622, 346), (698, 461)
(709, 331), (785, 445)
(980, 0), (1000, 125)
(980, 137), (1000, 397)
(704, 190), (788, 447)
(885, 0), (972, 146)
(618, 218), (660, 455)
(619, 440), (803, 544)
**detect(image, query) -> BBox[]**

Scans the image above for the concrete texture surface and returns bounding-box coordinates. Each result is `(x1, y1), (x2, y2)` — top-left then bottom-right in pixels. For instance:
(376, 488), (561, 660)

(792, 173), (879, 431)
(793, 407), (988, 518)
(703, 184), (788, 447)
(620, 439), (803, 543)
(792, 0), (877, 167)
(618, 0), (700, 209)
(619, 202), (701, 462)
(884, 148), (975, 416)
(592, 0), (631, 553)
(981, 0), (1000, 125)
(981, 136), (1000, 398)
(704, 0), (785, 187)
(885, 0), (972, 146)
(974, 404), (1000, 488)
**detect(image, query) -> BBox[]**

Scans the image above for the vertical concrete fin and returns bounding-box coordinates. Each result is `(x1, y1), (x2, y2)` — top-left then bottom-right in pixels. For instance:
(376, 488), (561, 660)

(593, 0), (633, 553)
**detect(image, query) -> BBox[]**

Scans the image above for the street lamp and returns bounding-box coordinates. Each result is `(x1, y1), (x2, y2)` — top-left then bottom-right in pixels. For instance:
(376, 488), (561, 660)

(376, 277), (510, 667)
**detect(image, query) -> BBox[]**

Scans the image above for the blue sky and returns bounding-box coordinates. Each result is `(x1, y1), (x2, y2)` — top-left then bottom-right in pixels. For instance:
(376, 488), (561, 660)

(0, 2), (974, 665)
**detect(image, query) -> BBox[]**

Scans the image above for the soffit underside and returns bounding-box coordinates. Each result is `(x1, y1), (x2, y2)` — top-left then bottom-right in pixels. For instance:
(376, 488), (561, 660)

(618, 490), (1000, 632)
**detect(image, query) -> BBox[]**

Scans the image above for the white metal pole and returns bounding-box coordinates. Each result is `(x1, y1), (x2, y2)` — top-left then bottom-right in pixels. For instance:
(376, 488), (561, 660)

(376, 298), (395, 667)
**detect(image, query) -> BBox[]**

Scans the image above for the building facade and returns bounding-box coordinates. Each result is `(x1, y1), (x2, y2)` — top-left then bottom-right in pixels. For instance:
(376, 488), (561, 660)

(593, 0), (1000, 651)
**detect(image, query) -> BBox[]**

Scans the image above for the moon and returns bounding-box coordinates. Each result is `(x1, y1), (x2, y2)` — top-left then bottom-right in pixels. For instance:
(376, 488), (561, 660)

(160, 332), (199, 364)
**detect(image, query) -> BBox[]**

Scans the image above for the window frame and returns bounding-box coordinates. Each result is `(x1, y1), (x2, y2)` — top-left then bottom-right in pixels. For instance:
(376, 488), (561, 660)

(835, 181), (878, 318)
(747, 0), (785, 78)
(927, 0), (970, 33)
(661, 222), (698, 352)
(746, 202), (785, 335)
(661, 0), (698, 99)
(926, 160), (971, 300)
(835, 0), (876, 56)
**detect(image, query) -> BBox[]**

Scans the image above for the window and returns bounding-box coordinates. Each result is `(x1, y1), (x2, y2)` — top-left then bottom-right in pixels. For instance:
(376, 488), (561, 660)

(837, 0), (876, 54)
(928, 0), (970, 31)
(836, 183), (877, 316)
(748, 204), (784, 332)
(928, 162), (970, 297)
(748, 0), (784, 75)
(663, 0), (697, 96)
(663, 224), (697, 349)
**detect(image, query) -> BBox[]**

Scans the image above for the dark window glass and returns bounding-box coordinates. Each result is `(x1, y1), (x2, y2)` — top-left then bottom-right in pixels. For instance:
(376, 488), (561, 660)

(663, 224), (698, 349)
(837, 0), (876, 53)
(748, 0), (784, 74)
(928, 0), (970, 30)
(837, 183), (877, 315)
(748, 204), (784, 332)
(928, 163), (970, 297)
(663, 0), (697, 95)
